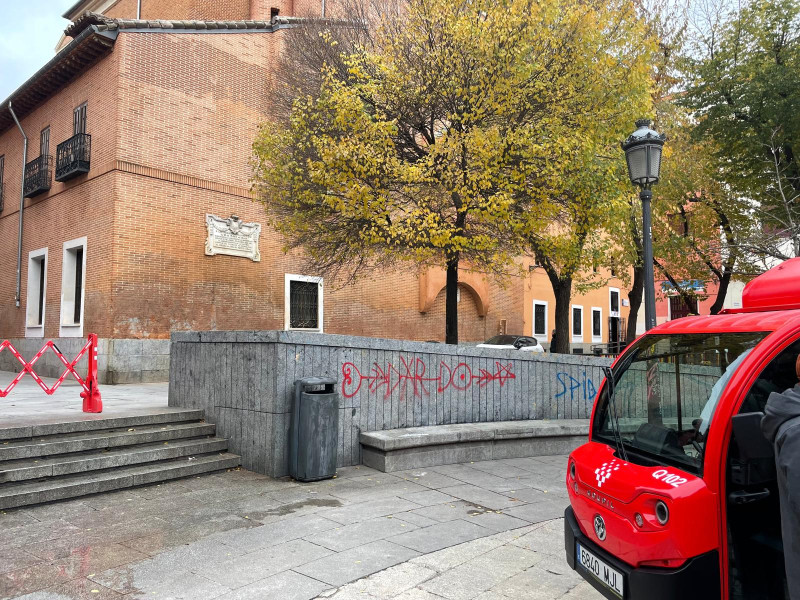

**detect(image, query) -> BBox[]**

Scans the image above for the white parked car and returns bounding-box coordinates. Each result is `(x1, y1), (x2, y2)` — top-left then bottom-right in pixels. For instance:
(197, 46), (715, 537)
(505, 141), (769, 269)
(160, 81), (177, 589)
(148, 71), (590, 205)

(476, 335), (545, 353)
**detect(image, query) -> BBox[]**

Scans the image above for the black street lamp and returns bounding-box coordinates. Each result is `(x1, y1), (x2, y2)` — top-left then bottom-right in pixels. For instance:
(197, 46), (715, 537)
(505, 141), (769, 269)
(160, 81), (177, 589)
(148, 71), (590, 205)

(622, 119), (666, 331)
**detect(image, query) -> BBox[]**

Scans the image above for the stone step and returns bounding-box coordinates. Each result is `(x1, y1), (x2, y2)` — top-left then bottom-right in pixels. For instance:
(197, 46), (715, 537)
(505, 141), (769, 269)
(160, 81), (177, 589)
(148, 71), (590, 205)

(0, 437), (229, 483)
(0, 422), (217, 461)
(0, 452), (241, 509)
(0, 409), (206, 442)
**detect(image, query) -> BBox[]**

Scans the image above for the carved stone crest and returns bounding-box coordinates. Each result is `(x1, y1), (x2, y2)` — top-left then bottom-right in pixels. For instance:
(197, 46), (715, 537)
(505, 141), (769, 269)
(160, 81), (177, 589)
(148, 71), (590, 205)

(205, 214), (261, 262)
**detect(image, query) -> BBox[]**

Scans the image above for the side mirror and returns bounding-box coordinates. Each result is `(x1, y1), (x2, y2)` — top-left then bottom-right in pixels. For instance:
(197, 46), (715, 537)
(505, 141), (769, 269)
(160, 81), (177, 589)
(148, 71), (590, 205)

(513, 340), (524, 349)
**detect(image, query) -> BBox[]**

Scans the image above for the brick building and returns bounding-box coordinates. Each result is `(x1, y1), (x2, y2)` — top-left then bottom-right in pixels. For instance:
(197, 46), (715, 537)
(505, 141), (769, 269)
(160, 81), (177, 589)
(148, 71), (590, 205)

(0, 0), (630, 382)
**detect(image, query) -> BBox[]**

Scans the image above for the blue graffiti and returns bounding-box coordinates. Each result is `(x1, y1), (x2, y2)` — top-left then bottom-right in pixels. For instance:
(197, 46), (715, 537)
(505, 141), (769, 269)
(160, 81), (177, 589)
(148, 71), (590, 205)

(555, 372), (597, 403)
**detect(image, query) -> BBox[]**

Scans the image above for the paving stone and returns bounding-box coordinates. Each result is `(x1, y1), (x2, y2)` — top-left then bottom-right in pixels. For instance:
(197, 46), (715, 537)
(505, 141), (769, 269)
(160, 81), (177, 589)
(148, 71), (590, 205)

(392, 511), (441, 529)
(419, 544), (543, 600)
(490, 564), (579, 599)
(0, 562), (72, 599)
(203, 538), (332, 589)
(0, 519), (82, 550)
(389, 520), (493, 554)
(342, 562), (437, 598)
(437, 485), (520, 511)
(390, 470), (465, 490)
(217, 514), (340, 553)
(399, 490), (457, 507)
(390, 590), (445, 600)
(122, 513), (259, 555)
(215, 570), (330, 600)
(322, 498), (421, 525)
(467, 461), (532, 479)
(462, 510), (530, 532)
(503, 501), (566, 524)
(310, 516), (419, 552)
(12, 578), (124, 600)
(429, 466), (516, 492)
(408, 500), (491, 523)
(0, 548), (43, 576)
(49, 543), (148, 579)
(328, 482), (430, 503)
(295, 540), (420, 587)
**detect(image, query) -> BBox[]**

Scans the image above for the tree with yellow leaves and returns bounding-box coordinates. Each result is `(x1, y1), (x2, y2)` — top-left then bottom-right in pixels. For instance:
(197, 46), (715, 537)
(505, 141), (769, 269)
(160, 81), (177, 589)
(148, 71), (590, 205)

(253, 0), (652, 345)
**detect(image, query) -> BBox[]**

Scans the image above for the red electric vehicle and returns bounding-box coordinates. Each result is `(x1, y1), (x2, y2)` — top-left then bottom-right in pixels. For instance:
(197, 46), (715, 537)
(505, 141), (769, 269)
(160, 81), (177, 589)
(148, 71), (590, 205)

(565, 258), (800, 600)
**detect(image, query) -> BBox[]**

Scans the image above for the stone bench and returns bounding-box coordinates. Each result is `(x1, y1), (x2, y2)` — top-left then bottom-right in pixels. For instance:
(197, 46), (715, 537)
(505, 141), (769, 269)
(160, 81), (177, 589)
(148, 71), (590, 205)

(360, 419), (590, 472)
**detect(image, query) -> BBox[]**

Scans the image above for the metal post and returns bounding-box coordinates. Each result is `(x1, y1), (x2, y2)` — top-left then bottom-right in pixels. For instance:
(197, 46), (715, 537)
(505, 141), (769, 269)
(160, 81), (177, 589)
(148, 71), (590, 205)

(8, 102), (27, 309)
(641, 187), (657, 330)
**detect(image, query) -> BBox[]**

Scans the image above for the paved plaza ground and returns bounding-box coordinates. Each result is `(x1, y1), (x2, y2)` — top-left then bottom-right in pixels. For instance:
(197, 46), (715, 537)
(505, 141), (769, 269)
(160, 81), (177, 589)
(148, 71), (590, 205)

(0, 372), (600, 599)
(0, 458), (601, 600)
(0, 373), (171, 429)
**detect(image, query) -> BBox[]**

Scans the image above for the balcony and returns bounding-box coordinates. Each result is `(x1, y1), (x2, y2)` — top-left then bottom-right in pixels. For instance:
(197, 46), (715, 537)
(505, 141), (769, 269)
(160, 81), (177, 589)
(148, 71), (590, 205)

(23, 155), (53, 198)
(55, 133), (91, 182)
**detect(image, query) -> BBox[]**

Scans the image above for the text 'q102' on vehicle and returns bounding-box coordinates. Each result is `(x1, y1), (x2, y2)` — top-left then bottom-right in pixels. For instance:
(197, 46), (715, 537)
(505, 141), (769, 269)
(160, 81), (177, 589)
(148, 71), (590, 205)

(565, 258), (800, 600)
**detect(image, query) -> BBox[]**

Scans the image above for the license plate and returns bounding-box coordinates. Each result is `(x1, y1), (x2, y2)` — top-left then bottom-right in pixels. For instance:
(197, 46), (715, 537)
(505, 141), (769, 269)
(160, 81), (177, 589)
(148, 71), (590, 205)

(576, 542), (624, 598)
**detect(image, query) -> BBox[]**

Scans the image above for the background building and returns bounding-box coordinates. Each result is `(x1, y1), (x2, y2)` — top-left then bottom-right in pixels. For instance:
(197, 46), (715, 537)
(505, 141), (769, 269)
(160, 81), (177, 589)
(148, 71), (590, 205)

(0, 0), (629, 382)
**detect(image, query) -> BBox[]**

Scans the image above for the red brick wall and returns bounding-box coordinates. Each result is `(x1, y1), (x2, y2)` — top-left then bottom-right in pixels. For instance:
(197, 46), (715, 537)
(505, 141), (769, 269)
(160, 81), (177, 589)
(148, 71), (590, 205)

(105, 0), (252, 20)
(0, 27), (524, 344)
(0, 49), (120, 339)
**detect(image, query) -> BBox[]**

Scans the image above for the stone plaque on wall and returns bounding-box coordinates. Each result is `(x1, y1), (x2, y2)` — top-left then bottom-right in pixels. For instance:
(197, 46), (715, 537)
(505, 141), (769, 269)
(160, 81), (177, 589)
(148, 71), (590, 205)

(205, 214), (261, 262)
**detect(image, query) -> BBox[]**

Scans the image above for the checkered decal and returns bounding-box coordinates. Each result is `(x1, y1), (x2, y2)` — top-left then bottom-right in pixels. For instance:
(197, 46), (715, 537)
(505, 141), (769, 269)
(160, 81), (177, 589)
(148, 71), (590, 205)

(595, 460), (621, 488)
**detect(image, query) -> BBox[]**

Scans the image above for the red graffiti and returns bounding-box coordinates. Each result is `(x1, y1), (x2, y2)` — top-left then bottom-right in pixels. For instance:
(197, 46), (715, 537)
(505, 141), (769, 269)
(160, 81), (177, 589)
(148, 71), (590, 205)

(341, 358), (515, 399)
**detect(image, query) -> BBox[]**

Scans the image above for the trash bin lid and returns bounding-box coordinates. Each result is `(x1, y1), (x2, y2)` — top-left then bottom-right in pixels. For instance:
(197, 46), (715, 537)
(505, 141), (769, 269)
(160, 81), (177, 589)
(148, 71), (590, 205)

(295, 376), (337, 388)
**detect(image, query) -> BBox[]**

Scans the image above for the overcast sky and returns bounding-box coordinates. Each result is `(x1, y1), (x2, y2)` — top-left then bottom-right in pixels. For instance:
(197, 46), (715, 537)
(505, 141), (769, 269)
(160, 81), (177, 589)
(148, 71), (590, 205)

(0, 1), (78, 101)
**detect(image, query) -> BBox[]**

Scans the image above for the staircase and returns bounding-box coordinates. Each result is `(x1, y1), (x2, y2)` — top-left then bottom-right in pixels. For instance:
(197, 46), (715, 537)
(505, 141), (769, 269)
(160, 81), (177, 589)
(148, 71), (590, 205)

(0, 410), (240, 509)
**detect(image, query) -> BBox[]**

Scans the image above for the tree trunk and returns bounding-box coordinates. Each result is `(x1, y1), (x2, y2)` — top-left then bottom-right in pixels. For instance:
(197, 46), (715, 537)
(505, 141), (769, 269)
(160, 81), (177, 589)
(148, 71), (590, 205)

(445, 254), (459, 345)
(551, 278), (572, 354)
(626, 264), (643, 342)
(709, 269), (731, 315)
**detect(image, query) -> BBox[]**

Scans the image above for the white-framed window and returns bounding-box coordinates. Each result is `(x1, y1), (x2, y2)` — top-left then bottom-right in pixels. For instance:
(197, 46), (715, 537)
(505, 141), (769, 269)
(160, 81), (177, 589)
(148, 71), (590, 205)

(532, 300), (548, 339)
(571, 305), (584, 342)
(609, 287), (620, 318)
(285, 274), (323, 332)
(25, 247), (48, 338)
(591, 307), (602, 343)
(60, 237), (87, 337)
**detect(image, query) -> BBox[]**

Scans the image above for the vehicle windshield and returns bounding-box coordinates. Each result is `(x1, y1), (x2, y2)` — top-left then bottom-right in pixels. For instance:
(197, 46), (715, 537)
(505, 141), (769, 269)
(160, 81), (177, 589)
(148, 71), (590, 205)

(484, 335), (518, 345)
(593, 332), (768, 474)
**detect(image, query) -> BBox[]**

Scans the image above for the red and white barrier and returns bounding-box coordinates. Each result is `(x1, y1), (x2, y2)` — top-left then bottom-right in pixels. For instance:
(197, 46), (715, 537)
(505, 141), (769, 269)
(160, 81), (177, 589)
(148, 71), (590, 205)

(0, 333), (102, 413)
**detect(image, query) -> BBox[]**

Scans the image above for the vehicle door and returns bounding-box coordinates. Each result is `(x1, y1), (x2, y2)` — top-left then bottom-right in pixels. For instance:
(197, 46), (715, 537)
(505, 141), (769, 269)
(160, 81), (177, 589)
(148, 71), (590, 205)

(724, 336), (800, 600)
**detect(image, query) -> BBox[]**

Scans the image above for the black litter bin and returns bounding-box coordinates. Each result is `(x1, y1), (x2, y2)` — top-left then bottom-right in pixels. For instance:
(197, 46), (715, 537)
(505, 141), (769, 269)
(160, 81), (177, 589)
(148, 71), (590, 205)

(289, 376), (339, 482)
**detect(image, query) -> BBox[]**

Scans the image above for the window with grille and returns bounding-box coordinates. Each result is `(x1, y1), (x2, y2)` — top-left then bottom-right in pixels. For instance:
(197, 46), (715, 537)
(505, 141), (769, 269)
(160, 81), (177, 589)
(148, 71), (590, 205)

(60, 237), (87, 337)
(591, 307), (602, 341)
(610, 289), (620, 314)
(285, 275), (323, 331)
(532, 300), (547, 337)
(74, 103), (87, 134)
(26, 248), (48, 336)
(40, 126), (50, 156)
(572, 305), (583, 341)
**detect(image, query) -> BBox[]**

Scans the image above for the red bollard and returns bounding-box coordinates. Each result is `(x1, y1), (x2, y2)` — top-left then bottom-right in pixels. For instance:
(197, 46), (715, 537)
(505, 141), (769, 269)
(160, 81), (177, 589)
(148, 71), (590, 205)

(80, 333), (103, 413)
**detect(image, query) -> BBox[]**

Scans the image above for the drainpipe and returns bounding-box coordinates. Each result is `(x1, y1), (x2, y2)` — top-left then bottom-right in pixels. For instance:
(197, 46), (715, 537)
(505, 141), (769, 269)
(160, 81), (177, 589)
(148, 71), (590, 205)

(136, 0), (141, 19)
(9, 102), (27, 308)
(321, 0), (326, 17)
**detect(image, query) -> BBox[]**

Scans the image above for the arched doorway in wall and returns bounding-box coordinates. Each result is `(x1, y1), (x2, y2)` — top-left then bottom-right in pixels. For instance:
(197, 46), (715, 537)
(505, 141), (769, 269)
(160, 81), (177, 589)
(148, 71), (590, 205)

(424, 283), (486, 342)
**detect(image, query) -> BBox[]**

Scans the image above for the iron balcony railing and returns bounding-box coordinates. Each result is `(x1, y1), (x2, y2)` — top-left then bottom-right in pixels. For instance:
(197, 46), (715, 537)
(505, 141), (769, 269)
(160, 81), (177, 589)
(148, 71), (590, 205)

(55, 133), (91, 182)
(23, 155), (53, 198)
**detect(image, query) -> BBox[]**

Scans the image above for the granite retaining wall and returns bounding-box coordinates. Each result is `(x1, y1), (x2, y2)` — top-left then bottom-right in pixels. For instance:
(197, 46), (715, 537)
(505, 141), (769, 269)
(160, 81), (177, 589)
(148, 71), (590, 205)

(0, 337), (170, 384)
(168, 331), (612, 477)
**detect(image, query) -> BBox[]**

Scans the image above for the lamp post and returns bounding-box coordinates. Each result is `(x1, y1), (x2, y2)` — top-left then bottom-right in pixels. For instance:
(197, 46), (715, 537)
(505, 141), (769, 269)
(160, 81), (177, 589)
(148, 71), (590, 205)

(622, 119), (666, 331)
